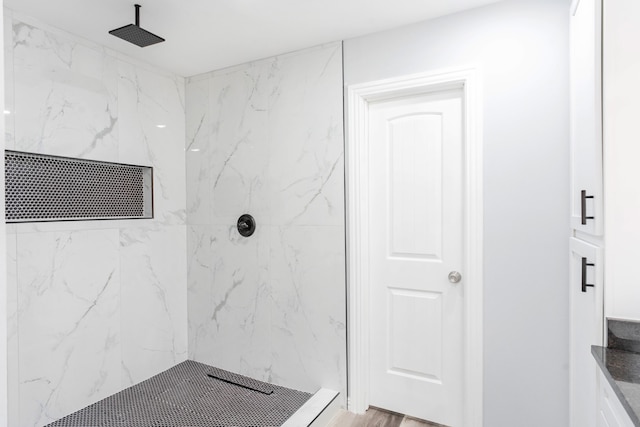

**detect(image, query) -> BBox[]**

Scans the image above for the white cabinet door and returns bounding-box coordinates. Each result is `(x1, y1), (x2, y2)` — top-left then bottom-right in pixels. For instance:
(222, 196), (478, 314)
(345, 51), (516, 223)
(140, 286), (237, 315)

(598, 371), (635, 427)
(570, 238), (604, 427)
(570, 0), (603, 236)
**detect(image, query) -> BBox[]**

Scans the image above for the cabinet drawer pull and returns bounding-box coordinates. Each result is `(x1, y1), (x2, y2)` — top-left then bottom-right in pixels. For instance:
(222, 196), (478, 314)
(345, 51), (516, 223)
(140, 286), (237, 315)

(581, 190), (595, 225)
(581, 257), (595, 292)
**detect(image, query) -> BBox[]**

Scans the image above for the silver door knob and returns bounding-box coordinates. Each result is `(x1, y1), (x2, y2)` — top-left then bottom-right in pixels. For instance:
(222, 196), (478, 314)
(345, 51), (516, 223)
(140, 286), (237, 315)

(448, 271), (462, 283)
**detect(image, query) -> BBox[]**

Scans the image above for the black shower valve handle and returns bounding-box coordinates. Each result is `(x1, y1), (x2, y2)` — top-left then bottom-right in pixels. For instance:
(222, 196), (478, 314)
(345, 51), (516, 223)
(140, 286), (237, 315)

(237, 214), (256, 237)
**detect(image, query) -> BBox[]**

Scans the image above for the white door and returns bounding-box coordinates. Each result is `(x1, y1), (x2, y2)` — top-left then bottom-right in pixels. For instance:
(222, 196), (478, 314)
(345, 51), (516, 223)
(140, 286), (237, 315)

(368, 88), (464, 426)
(570, 237), (604, 427)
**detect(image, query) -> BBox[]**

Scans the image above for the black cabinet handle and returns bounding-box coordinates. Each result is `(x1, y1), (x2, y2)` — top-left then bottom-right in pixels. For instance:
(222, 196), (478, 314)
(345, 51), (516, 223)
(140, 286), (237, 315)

(581, 257), (595, 292)
(581, 190), (594, 225)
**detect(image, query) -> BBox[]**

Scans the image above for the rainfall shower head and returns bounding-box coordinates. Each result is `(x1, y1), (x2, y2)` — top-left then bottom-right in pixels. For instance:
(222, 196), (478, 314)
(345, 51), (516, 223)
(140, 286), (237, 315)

(109, 4), (165, 47)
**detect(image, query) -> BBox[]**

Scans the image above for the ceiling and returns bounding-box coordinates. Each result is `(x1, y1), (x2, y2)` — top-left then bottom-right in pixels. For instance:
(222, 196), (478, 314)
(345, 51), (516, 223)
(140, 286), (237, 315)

(3, 0), (501, 77)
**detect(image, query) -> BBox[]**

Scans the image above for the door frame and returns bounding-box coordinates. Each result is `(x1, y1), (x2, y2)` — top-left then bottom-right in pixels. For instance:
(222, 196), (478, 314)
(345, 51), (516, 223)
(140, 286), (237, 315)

(346, 67), (483, 427)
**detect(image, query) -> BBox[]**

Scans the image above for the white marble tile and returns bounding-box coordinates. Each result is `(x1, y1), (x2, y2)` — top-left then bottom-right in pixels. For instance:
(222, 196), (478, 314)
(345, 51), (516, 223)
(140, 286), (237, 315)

(7, 219), (158, 235)
(5, 12), (16, 150)
(185, 77), (212, 225)
(6, 233), (19, 427)
(207, 63), (271, 226)
(117, 60), (186, 226)
(186, 225), (215, 360)
(187, 224), (273, 382)
(120, 225), (188, 387)
(12, 19), (118, 161)
(187, 225), (225, 363)
(185, 76), (210, 152)
(187, 62), (272, 227)
(17, 229), (121, 427)
(268, 225), (346, 395)
(185, 44), (347, 398)
(267, 43), (344, 226)
(6, 14), (189, 427)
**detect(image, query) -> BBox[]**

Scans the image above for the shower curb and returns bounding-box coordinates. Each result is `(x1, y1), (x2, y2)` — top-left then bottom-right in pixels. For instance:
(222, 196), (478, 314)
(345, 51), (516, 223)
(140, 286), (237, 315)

(281, 388), (340, 427)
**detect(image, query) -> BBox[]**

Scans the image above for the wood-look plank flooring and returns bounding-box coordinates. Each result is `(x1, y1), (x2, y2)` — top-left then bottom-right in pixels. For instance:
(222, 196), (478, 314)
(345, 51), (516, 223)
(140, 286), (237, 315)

(327, 407), (448, 427)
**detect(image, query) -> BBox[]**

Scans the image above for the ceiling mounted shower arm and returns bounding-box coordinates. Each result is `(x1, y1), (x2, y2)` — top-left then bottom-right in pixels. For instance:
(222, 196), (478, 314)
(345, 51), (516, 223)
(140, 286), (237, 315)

(135, 4), (141, 27)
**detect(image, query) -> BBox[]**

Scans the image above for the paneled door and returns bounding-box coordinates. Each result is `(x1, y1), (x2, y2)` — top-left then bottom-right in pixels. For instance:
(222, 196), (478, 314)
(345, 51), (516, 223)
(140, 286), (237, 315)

(368, 88), (464, 426)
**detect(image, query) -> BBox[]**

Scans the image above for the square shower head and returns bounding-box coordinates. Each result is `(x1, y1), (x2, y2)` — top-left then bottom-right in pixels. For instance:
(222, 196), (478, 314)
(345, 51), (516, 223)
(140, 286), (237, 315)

(109, 24), (165, 47)
(109, 5), (165, 48)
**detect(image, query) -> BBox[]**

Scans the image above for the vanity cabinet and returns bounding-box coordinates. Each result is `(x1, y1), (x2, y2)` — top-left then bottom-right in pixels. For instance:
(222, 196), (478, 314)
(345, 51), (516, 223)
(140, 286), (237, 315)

(597, 372), (635, 427)
(569, 238), (604, 427)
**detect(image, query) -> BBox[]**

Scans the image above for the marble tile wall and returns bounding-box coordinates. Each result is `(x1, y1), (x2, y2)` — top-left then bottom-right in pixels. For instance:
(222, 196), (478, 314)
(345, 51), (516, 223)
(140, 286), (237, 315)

(4, 10), (345, 426)
(4, 11), (187, 427)
(186, 43), (346, 398)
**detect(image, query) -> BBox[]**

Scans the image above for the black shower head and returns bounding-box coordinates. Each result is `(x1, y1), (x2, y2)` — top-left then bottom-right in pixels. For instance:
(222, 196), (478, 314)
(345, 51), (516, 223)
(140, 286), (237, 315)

(109, 4), (165, 48)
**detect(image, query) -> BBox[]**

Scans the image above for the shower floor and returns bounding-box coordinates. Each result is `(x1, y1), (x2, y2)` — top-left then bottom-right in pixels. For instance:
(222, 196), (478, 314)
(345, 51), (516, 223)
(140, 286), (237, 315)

(46, 360), (312, 427)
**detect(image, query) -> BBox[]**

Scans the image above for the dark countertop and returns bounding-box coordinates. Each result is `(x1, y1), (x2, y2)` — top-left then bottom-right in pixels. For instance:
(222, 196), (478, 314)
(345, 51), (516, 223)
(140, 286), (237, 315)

(609, 319), (640, 354)
(592, 345), (640, 426)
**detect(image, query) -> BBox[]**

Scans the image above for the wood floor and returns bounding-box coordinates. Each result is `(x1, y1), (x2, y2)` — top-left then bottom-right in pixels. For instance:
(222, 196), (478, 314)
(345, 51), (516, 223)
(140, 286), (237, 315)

(327, 407), (448, 427)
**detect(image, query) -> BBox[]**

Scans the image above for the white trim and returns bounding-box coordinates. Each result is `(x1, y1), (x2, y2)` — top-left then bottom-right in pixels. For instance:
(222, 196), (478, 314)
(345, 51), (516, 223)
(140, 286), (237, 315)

(281, 389), (340, 427)
(346, 67), (484, 427)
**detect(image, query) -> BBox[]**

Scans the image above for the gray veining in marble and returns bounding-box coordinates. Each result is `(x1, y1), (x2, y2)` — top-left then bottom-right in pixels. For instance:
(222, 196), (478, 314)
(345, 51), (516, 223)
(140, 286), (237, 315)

(5, 10), (188, 427)
(6, 9), (346, 426)
(186, 42), (346, 400)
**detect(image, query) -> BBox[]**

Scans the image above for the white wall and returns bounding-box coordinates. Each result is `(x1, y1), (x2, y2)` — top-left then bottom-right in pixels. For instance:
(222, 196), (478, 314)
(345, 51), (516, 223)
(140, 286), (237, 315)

(343, 0), (570, 425)
(4, 10), (188, 427)
(185, 43), (346, 398)
(603, 0), (640, 322)
(0, 5), (7, 427)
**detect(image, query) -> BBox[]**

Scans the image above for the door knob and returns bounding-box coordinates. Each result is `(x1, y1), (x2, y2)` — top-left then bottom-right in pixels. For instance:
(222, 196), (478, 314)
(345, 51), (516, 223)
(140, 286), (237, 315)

(448, 271), (462, 284)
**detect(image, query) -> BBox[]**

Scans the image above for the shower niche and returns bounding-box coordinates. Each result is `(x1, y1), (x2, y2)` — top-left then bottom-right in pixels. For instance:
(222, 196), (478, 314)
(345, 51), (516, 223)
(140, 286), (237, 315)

(4, 150), (153, 223)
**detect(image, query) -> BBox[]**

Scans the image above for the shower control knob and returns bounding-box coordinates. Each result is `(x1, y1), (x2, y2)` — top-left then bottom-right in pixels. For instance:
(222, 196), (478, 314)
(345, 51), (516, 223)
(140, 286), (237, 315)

(237, 214), (256, 237)
(448, 271), (462, 284)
